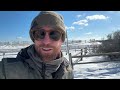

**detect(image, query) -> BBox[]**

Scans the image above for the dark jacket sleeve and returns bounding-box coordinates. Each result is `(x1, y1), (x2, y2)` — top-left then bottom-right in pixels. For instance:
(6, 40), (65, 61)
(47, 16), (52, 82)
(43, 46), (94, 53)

(0, 61), (5, 79)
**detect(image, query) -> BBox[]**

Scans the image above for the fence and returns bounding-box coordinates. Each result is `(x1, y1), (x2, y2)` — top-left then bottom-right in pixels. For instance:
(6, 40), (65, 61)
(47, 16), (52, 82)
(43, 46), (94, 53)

(69, 50), (120, 69)
(0, 49), (20, 58)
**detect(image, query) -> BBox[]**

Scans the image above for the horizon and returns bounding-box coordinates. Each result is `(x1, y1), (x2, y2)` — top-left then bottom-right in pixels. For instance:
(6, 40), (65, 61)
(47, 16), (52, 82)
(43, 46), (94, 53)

(0, 11), (120, 42)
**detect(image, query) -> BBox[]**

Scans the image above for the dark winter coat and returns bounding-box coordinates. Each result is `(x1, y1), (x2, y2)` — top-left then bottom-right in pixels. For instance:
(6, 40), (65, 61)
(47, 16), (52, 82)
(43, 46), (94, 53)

(0, 45), (73, 79)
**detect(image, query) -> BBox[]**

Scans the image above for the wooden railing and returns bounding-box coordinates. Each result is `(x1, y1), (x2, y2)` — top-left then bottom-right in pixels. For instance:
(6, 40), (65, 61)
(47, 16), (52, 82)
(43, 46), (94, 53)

(69, 52), (120, 69)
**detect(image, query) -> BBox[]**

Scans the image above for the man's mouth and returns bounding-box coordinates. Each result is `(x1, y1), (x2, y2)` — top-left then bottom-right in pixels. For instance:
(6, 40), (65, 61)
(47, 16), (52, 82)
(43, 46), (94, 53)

(42, 48), (53, 51)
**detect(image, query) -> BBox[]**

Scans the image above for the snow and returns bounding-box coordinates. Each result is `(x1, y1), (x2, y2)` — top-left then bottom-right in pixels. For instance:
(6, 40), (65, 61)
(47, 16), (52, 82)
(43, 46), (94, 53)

(1, 43), (120, 79)
(73, 56), (120, 79)
(63, 49), (120, 79)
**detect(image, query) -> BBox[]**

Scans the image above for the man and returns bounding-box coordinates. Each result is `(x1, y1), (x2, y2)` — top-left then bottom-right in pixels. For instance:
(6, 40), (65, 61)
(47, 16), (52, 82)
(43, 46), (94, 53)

(0, 11), (73, 79)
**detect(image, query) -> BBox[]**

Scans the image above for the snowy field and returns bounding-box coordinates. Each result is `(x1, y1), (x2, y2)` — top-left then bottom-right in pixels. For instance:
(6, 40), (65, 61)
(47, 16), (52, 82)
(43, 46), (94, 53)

(1, 45), (120, 79)
(62, 50), (120, 79)
(0, 45), (28, 61)
(73, 56), (120, 79)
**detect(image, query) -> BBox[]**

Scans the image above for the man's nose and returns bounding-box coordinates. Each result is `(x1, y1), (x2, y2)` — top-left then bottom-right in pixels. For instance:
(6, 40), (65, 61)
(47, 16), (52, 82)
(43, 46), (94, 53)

(42, 33), (51, 45)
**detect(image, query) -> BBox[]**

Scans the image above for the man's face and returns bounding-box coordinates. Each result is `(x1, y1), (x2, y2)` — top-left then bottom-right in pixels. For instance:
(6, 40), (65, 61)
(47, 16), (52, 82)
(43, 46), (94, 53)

(33, 25), (63, 62)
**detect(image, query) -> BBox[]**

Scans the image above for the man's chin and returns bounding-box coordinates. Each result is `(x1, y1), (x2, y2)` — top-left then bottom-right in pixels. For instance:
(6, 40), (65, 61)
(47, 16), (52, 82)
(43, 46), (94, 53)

(42, 52), (52, 55)
(41, 55), (55, 62)
(40, 52), (57, 61)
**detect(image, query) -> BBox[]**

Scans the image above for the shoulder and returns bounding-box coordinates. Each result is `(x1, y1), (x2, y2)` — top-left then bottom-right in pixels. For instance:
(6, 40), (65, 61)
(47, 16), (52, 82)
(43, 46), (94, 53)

(0, 58), (21, 79)
(2, 58), (25, 72)
(16, 45), (30, 60)
(0, 58), (28, 79)
(2, 58), (22, 65)
(0, 60), (5, 79)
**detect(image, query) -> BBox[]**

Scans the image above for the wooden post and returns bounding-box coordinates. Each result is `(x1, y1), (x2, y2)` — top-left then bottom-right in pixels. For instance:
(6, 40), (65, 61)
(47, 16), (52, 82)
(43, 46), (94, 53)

(3, 52), (5, 58)
(84, 47), (87, 55)
(66, 30), (69, 55)
(69, 53), (73, 69)
(80, 49), (83, 61)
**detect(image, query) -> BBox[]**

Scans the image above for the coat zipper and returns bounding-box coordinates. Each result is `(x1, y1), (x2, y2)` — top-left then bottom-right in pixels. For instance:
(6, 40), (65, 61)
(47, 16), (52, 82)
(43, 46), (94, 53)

(42, 62), (46, 79)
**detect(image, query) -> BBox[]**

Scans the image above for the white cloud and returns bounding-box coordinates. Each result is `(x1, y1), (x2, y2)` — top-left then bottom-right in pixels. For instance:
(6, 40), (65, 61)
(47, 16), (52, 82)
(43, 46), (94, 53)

(85, 32), (92, 35)
(73, 19), (88, 26)
(107, 11), (120, 13)
(69, 35), (102, 41)
(66, 26), (75, 31)
(111, 26), (120, 31)
(88, 36), (102, 40)
(16, 37), (23, 39)
(69, 34), (102, 41)
(107, 11), (115, 13)
(78, 27), (83, 30)
(76, 15), (81, 18)
(69, 37), (82, 40)
(72, 14), (109, 28)
(86, 15), (109, 20)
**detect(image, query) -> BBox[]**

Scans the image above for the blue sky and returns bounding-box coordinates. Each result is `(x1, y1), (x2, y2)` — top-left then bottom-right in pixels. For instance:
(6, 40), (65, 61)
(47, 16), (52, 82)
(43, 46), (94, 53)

(0, 11), (120, 42)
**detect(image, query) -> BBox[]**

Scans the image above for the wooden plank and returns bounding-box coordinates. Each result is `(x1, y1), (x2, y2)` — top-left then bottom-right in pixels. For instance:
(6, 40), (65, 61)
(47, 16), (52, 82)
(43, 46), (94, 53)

(72, 52), (120, 58)
(73, 59), (120, 65)
(73, 51), (82, 56)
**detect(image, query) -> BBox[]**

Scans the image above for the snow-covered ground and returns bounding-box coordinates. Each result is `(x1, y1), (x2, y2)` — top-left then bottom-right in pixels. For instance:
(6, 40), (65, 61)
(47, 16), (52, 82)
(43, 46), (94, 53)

(0, 45), (27, 61)
(1, 44), (120, 79)
(62, 50), (120, 79)
(73, 56), (120, 79)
